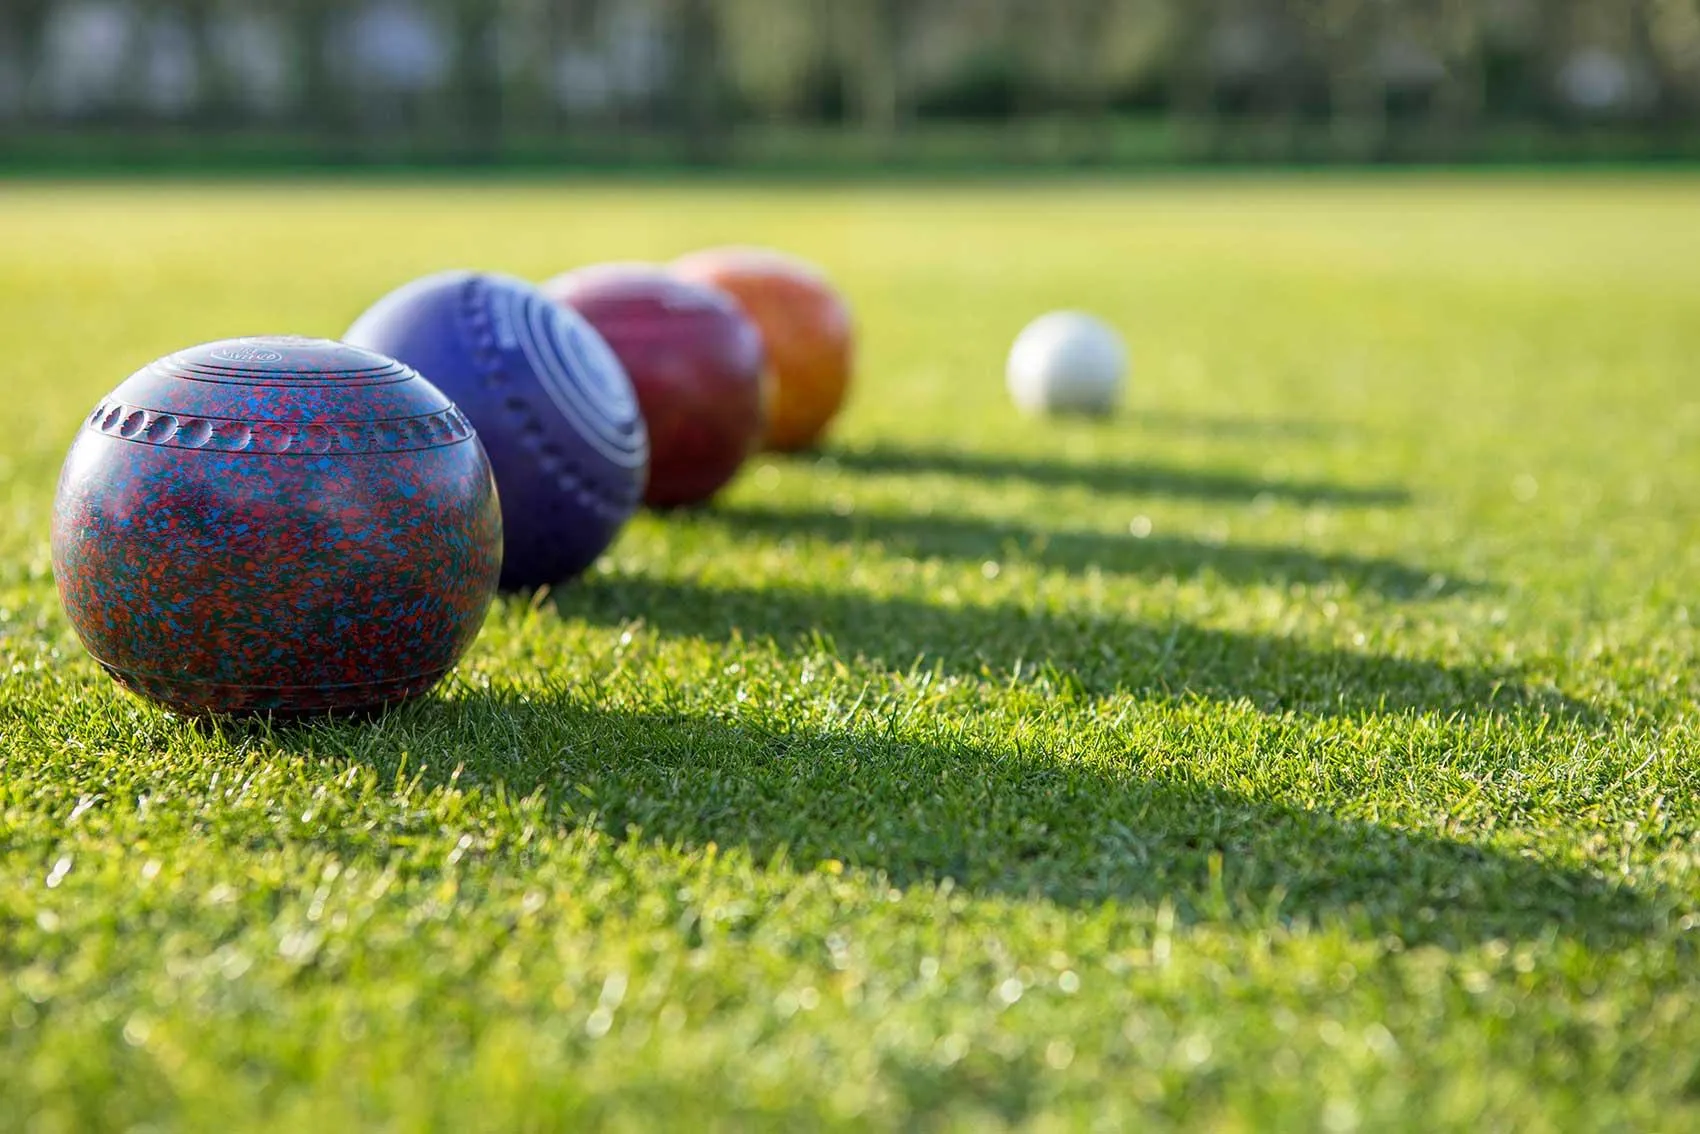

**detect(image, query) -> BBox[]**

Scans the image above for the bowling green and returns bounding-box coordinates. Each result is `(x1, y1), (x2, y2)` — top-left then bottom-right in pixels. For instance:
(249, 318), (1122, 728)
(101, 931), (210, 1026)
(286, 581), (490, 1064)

(1, 174), (1698, 1129)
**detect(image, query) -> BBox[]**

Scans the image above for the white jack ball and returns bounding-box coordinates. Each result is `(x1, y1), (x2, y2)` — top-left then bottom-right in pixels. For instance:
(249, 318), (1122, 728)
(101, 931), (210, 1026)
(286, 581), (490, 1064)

(1006, 311), (1128, 417)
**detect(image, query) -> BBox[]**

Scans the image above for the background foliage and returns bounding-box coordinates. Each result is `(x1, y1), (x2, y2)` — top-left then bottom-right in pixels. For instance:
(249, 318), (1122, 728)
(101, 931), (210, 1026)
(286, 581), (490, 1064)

(5, 0), (1700, 165)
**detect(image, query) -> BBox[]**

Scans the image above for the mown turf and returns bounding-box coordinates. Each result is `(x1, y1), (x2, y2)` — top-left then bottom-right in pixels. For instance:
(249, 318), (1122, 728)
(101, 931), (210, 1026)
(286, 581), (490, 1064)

(2, 175), (1698, 1131)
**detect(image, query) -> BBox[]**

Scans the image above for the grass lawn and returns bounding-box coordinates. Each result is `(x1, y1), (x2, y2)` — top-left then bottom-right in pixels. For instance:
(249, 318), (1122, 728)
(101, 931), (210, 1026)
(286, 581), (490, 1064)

(2, 174), (1698, 1130)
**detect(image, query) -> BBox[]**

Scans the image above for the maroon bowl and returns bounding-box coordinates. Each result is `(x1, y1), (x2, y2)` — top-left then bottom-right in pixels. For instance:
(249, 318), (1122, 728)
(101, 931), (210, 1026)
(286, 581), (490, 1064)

(545, 263), (766, 508)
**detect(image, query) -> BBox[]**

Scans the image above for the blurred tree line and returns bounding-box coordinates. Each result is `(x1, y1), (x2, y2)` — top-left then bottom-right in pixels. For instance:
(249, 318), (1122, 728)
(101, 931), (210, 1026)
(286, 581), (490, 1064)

(2, 0), (1699, 165)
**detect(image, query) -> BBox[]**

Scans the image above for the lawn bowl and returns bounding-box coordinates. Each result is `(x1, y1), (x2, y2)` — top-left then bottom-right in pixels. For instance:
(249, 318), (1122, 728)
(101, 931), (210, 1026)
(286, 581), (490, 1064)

(346, 271), (648, 589)
(51, 336), (503, 717)
(1006, 311), (1127, 417)
(671, 246), (853, 453)
(545, 263), (766, 508)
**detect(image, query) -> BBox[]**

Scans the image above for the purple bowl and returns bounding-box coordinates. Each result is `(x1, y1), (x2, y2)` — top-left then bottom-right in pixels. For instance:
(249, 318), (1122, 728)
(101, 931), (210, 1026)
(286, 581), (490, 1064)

(345, 271), (648, 589)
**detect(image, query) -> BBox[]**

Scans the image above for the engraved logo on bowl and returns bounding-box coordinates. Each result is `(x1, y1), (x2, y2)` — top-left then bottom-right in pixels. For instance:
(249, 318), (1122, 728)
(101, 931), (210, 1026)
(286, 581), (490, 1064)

(209, 345), (286, 365)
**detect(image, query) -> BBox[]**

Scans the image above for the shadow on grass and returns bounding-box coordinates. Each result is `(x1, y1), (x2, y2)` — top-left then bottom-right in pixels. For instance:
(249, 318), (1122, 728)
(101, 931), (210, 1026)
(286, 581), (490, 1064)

(815, 443), (1408, 507)
(552, 576), (1586, 721)
(703, 504), (1477, 598)
(293, 691), (1652, 949)
(1129, 409), (1348, 441)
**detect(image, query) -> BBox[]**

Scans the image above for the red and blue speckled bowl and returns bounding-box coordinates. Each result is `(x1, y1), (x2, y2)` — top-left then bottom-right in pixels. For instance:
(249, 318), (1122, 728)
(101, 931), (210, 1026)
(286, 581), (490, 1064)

(51, 336), (503, 717)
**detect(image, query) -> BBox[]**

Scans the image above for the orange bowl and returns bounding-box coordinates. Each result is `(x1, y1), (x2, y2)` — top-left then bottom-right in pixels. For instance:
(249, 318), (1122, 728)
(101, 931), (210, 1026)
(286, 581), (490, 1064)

(672, 247), (853, 453)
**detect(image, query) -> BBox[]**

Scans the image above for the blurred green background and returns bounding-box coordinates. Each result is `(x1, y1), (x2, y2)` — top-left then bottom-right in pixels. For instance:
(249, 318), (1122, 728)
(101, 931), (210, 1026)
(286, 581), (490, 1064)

(4, 0), (1700, 170)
